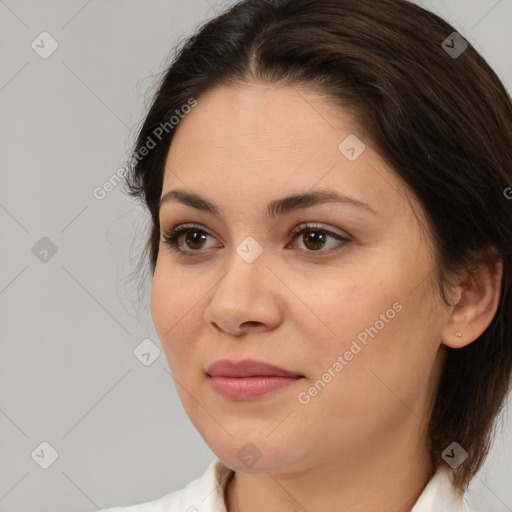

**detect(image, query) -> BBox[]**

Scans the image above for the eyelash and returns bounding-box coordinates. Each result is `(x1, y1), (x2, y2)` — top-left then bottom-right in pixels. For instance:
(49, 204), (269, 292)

(160, 222), (351, 257)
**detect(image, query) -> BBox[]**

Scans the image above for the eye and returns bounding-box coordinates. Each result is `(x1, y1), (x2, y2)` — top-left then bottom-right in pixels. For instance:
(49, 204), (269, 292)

(161, 223), (219, 254)
(161, 222), (351, 257)
(287, 222), (351, 255)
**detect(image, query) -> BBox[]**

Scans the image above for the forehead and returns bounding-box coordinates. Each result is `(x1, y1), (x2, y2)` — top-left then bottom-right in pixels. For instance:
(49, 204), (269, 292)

(169, 82), (361, 151)
(161, 83), (420, 226)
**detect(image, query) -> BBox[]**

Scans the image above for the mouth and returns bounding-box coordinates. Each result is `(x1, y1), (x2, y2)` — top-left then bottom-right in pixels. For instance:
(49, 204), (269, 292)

(206, 359), (305, 401)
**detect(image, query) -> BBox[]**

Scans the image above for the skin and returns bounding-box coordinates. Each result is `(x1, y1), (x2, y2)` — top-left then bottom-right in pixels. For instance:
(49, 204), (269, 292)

(150, 82), (502, 512)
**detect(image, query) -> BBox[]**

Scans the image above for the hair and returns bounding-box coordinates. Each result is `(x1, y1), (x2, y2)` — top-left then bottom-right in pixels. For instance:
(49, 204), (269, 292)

(123, 0), (512, 490)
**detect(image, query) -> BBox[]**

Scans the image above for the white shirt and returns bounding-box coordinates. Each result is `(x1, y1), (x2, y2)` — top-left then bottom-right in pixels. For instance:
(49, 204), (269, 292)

(100, 459), (473, 512)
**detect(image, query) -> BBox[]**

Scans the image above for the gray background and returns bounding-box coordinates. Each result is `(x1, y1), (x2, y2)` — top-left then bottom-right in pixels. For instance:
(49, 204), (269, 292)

(1, 0), (511, 511)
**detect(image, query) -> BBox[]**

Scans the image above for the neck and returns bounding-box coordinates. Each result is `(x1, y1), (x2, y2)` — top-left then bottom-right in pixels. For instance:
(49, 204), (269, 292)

(225, 427), (433, 512)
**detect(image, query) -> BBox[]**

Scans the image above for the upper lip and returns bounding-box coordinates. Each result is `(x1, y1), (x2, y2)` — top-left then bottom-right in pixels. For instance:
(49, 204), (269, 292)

(206, 359), (303, 378)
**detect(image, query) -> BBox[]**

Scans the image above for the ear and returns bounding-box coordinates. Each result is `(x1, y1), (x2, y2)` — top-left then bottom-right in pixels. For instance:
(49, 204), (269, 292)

(442, 249), (503, 349)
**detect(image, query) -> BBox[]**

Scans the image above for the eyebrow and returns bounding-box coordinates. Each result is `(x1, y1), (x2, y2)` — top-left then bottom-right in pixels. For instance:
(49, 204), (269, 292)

(158, 188), (377, 218)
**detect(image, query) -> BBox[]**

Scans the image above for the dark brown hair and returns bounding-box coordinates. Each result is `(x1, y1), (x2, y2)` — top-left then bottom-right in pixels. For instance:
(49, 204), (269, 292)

(124, 0), (512, 490)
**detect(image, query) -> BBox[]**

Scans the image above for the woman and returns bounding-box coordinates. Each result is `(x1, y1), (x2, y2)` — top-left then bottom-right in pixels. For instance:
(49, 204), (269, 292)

(105, 0), (512, 510)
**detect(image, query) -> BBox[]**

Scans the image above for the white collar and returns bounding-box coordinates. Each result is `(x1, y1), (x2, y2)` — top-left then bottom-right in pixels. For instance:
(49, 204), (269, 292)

(410, 465), (471, 512)
(103, 459), (472, 511)
(198, 460), (471, 512)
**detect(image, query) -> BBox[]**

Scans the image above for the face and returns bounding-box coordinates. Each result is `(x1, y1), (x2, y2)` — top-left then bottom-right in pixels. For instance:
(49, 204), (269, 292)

(151, 83), (451, 474)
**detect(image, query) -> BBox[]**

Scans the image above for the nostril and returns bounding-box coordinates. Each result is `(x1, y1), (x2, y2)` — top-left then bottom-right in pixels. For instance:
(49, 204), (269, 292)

(211, 321), (223, 332)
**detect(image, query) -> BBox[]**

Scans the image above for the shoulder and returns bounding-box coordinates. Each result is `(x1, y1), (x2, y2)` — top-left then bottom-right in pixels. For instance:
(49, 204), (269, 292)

(99, 459), (233, 512)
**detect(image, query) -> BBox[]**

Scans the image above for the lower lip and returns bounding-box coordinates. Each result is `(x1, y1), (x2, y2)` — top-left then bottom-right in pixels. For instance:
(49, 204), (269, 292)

(209, 375), (302, 400)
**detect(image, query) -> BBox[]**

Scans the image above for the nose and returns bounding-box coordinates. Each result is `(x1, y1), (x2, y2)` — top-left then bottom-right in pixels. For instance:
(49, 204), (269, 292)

(203, 249), (284, 336)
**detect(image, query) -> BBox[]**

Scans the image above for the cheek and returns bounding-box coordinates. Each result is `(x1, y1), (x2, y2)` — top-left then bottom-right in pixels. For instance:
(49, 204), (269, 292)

(296, 271), (401, 353)
(150, 264), (204, 367)
(298, 254), (440, 387)
(324, 284), (441, 420)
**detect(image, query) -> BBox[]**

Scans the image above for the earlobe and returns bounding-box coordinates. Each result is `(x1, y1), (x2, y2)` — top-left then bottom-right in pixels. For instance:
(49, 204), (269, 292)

(442, 254), (503, 349)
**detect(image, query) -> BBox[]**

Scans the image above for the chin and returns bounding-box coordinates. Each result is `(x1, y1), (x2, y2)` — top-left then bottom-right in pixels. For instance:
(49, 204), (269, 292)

(205, 434), (304, 474)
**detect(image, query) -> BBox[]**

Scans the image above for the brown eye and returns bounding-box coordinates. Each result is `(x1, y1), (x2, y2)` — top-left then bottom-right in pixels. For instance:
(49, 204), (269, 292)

(301, 230), (328, 251)
(162, 222), (351, 258)
(161, 224), (220, 254)
(183, 230), (208, 250)
(288, 223), (352, 256)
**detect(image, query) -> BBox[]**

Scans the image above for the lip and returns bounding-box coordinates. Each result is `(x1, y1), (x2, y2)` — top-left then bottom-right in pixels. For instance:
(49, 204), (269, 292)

(206, 359), (303, 378)
(206, 359), (304, 400)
